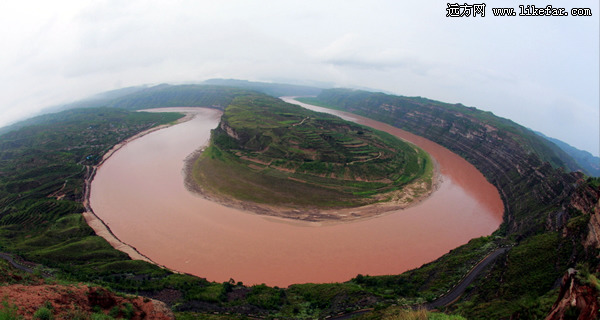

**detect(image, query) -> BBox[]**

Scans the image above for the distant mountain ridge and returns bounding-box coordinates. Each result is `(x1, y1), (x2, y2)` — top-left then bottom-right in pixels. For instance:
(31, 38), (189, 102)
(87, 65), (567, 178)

(1, 81), (322, 135)
(2, 82), (589, 179)
(535, 131), (600, 177)
(51, 80), (323, 112)
(202, 78), (323, 97)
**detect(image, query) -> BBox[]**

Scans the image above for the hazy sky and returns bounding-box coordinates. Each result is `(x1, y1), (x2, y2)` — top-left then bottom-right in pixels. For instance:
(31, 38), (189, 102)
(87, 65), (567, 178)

(1, 0), (598, 156)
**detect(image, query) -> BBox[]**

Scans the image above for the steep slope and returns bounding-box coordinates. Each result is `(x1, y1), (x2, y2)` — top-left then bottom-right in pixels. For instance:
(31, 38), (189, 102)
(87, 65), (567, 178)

(301, 90), (584, 236)
(302, 89), (599, 318)
(545, 269), (599, 319)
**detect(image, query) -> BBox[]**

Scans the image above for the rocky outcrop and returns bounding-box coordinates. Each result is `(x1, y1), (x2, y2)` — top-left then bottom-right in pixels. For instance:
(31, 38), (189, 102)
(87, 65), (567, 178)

(586, 211), (600, 253)
(568, 182), (600, 253)
(545, 269), (599, 320)
(219, 121), (241, 140)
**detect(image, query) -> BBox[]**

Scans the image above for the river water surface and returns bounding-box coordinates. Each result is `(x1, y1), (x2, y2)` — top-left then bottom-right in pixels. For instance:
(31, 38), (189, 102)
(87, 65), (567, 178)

(89, 100), (503, 287)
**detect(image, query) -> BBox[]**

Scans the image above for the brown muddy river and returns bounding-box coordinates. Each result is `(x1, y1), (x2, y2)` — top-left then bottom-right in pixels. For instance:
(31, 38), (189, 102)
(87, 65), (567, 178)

(89, 99), (503, 287)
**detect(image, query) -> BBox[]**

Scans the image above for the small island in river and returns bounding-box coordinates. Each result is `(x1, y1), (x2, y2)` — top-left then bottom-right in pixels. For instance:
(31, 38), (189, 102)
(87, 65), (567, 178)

(185, 94), (437, 221)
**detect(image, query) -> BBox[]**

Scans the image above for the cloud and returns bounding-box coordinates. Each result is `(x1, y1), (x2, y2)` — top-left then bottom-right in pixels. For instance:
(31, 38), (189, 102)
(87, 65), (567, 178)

(0, 0), (597, 156)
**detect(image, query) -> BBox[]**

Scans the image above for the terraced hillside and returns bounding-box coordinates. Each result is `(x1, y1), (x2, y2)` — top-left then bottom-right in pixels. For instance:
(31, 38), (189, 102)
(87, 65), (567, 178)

(190, 94), (433, 214)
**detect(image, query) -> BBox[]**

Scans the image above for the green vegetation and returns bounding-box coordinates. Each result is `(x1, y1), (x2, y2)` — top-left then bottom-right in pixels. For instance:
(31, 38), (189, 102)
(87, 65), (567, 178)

(0, 300), (21, 320)
(31, 81), (322, 127)
(301, 90), (600, 319)
(451, 232), (570, 318)
(349, 236), (501, 304)
(0, 107), (198, 290)
(0, 258), (40, 285)
(1, 85), (596, 319)
(0, 105), (426, 319)
(33, 306), (53, 320)
(192, 94), (432, 210)
(354, 307), (467, 320)
(202, 78), (322, 97)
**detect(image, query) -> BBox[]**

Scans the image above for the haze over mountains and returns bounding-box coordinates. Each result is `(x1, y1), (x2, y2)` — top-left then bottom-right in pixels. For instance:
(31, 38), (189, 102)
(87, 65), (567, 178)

(1, 1), (596, 157)
(535, 131), (600, 177)
(3, 79), (595, 177)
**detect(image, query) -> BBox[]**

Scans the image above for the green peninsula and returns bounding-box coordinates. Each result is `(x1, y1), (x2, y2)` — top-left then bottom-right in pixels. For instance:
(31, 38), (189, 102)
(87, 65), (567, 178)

(189, 94), (433, 220)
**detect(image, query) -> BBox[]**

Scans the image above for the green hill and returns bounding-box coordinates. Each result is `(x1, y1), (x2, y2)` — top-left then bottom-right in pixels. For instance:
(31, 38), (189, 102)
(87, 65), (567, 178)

(190, 94), (432, 215)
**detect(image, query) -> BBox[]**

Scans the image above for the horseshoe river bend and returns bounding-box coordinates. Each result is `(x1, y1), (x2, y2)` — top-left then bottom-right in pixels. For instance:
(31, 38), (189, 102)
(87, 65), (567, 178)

(88, 98), (503, 287)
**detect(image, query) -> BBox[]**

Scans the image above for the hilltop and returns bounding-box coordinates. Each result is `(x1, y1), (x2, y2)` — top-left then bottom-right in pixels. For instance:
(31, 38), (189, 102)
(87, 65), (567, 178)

(188, 94), (434, 221)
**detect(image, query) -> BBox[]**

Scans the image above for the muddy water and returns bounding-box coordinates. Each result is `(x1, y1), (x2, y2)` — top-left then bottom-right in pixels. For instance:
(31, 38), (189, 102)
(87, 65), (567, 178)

(90, 103), (503, 287)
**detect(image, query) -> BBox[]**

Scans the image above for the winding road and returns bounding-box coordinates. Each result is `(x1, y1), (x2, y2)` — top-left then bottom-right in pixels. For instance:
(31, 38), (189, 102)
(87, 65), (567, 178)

(0, 252), (54, 278)
(424, 247), (509, 310)
(329, 247), (510, 319)
(0, 252), (37, 274)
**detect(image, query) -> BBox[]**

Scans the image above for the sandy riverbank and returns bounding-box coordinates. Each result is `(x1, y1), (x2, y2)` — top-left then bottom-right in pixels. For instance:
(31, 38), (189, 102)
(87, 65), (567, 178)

(82, 110), (196, 263)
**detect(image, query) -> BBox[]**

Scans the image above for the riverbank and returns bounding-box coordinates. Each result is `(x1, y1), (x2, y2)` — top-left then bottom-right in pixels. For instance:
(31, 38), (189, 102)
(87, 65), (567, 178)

(82, 109), (195, 263)
(183, 145), (442, 223)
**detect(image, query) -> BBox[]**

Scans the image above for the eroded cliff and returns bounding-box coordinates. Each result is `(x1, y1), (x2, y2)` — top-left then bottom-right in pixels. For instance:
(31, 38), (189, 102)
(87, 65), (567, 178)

(308, 89), (584, 236)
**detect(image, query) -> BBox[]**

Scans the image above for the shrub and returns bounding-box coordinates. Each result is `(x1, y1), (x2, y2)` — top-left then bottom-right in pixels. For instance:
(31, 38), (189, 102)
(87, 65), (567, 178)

(33, 306), (53, 320)
(91, 313), (114, 320)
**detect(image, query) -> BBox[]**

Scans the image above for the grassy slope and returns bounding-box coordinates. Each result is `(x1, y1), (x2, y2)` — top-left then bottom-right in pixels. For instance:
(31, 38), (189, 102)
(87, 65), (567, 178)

(192, 94), (432, 209)
(202, 78), (323, 97)
(0, 85), (247, 136)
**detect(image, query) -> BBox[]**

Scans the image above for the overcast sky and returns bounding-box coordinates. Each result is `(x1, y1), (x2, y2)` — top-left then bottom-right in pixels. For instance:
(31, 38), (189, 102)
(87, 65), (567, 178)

(0, 0), (598, 156)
